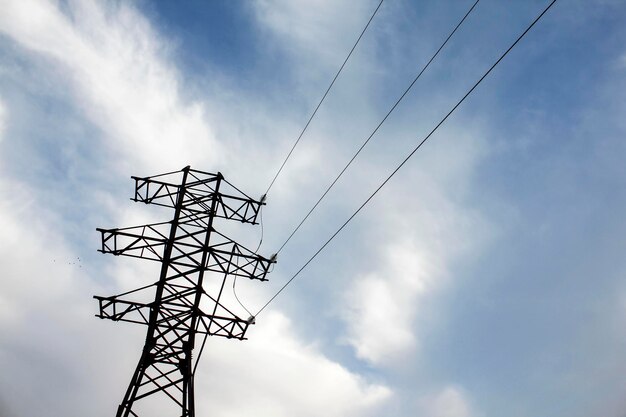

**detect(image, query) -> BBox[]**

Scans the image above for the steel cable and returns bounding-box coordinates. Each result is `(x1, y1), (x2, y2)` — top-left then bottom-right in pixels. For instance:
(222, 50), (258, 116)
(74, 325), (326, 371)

(264, 0), (385, 197)
(275, 0), (481, 255)
(255, 0), (558, 317)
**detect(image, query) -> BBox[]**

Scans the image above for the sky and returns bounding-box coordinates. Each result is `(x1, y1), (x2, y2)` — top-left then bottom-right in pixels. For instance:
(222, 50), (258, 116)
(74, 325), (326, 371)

(0, 0), (625, 416)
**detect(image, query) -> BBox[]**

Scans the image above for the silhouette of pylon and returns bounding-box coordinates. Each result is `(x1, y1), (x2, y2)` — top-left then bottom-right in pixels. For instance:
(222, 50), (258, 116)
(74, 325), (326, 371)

(94, 166), (274, 417)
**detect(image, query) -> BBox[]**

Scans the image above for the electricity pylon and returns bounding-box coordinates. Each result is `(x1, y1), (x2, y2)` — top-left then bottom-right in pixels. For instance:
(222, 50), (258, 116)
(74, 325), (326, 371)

(94, 166), (274, 417)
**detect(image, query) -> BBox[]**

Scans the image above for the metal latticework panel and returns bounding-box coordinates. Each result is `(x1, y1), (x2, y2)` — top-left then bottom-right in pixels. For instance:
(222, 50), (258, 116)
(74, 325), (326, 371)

(95, 166), (274, 417)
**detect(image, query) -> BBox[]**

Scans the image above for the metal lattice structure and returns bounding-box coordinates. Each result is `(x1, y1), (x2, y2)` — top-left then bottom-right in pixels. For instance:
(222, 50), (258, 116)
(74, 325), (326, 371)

(94, 166), (274, 417)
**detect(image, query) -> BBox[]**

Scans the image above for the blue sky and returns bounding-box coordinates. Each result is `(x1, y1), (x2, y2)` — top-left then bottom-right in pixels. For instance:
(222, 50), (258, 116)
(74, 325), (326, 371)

(0, 1), (625, 416)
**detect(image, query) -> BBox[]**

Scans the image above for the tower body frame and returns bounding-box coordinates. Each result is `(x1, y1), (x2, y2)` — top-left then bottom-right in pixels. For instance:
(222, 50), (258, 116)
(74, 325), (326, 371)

(95, 166), (272, 417)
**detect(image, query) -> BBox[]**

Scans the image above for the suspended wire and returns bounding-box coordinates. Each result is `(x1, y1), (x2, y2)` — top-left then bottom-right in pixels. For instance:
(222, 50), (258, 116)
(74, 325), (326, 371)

(232, 277), (254, 318)
(230, 196), (265, 316)
(255, 0), (558, 317)
(275, 0), (481, 255)
(254, 203), (265, 254)
(193, 206), (264, 374)
(264, 0), (385, 197)
(231, 220), (261, 318)
(196, 203), (265, 372)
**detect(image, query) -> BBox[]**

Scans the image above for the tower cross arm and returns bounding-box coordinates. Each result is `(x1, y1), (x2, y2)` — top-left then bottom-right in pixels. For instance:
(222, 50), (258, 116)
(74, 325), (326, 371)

(97, 221), (170, 261)
(204, 229), (276, 280)
(94, 296), (152, 326)
(94, 292), (256, 341)
(196, 311), (254, 340)
(132, 176), (183, 209)
(183, 170), (265, 224)
(131, 167), (266, 224)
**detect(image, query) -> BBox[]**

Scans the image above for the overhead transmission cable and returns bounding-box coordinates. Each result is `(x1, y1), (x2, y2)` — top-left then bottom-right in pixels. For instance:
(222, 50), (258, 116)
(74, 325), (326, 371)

(234, 0), (384, 316)
(275, 0), (481, 255)
(255, 0), (558, 318)
(264, 0), (385, 197)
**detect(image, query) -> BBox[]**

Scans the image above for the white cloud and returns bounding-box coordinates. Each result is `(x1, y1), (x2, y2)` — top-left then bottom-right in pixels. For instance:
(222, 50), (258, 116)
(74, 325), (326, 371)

(340, 126), (492, 366)
(0, 97), (6, 141)
(0, 1), (394, 416)
(0, 0), (223, 174)
(419, 386), (476, 417)
(1, 1), (625, 416)
(0, 174), (391, 417)
(196, 312), (392, 417)
(248, 2), (494, 371)
(0, 178), (137, 417)
(253, 0), (378, 73)
(245, 0), (497, 370)
(342, 239), (436, 364)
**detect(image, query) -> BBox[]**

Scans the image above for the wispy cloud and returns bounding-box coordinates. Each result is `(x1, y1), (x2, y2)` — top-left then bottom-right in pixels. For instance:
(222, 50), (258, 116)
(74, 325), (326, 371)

(196, 312), (392, 417)
(2, 1), (625, 416)
(0, 0), (222, 175)
(0, 1), (393, 415)
(418, 386), (477, 417)
(0, 97), (6, 141)
(340, 125), (493, 366)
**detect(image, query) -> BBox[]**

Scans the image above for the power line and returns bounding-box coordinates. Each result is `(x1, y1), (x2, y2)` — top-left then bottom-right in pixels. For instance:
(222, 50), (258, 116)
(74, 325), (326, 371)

(264, 0), (385, 197)
(231, 203), (264, 318)
(255, 0), (558, 317)
(275, 0), (481, 255)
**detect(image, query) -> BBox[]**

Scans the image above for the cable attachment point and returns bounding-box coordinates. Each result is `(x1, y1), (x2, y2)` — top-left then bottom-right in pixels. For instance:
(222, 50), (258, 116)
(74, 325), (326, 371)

(247, 316), (256, 325)
(270, 253), (278, 263)
(260, 194), (267, 204)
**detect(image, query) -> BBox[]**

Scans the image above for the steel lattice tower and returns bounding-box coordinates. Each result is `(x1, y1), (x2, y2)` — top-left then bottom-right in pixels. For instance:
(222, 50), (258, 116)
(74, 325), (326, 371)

(94, 166), (274, 417)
